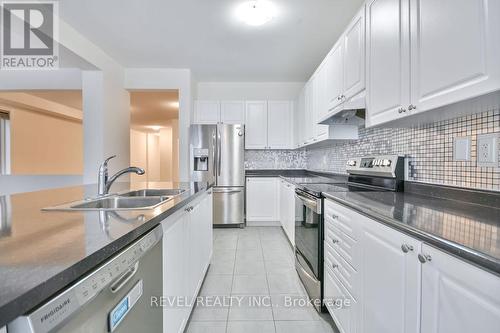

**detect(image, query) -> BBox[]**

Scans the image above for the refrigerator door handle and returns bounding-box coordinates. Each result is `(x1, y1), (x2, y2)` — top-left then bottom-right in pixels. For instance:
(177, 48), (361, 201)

(217, 129), (222, 176)
(212, 130), (216, 178)
(213, 188), (243, 194)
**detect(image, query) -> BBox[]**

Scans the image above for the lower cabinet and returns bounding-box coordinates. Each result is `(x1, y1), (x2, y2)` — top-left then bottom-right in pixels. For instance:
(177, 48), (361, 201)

(161, 191), (213, 333)
(279, 179), (296, 245)
(359, 217), (421, 333)
(420, 244), (500, 333)
(324, 198), (500, 333)
(246, 177), (280, 224)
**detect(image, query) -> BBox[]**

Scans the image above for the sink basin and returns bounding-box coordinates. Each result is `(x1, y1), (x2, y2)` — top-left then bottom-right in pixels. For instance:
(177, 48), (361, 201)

(119, 189), (185, 197)
(42, 188), (185, 211)
(70, 196), (170, 210)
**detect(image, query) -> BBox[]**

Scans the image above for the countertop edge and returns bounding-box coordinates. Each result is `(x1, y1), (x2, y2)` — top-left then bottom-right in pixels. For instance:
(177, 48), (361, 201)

(0, 185), (210, 328)
(322, 192), (500, 277)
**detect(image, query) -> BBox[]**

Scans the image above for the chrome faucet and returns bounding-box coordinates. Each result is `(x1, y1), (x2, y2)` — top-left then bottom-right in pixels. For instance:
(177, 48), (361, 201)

(97, 155), (145, 196)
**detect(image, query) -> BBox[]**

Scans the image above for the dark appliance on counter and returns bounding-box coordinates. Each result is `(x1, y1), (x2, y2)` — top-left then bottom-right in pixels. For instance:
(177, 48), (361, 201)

(294, 155), (405, 312)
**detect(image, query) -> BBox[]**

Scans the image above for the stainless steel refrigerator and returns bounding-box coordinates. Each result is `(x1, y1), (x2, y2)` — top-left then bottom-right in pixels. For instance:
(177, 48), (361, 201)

(189, 124), (245, 226)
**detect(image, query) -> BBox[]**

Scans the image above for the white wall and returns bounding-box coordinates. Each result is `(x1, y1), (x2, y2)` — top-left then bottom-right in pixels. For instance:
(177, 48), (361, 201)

(196, 82), (304, 100)
(125, 68), (193, 181)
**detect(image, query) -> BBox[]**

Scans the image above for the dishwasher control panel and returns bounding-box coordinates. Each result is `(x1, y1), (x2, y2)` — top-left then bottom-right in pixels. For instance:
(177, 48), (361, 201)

(8, 225), (163, 333)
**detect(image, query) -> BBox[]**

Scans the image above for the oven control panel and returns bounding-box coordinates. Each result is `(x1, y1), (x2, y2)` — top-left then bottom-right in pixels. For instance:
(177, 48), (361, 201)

(346, 155), (404, 178)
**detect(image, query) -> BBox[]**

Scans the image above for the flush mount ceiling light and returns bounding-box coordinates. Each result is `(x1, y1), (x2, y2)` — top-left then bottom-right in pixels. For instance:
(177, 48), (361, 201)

(236, 1), (277, 26)
(148, 125), (162, 132)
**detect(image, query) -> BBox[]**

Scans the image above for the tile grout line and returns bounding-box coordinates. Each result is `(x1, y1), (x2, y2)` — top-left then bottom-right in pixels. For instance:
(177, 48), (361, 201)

(260, 228), (278, 333)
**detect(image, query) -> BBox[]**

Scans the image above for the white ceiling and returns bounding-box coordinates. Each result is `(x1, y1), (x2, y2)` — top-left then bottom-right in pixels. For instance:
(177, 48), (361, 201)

(59, 0), (364, 81)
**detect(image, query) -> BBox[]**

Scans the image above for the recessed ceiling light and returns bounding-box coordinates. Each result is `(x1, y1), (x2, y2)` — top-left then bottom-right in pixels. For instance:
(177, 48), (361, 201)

(148, 126), (162, 132)
(167, 101), (179, 108)
(236, 1), (277, 26)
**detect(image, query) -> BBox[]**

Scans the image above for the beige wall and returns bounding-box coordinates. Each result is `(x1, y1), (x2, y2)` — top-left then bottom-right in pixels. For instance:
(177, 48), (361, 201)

(130, 121), (179, 183)
(147, 133), (161, 181)
(8, 106), (83, 175)
(130, 129), (148, 183)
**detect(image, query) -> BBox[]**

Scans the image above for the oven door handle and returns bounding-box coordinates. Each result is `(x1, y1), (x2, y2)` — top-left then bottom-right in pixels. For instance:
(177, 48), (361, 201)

(295, 193), (321, 213)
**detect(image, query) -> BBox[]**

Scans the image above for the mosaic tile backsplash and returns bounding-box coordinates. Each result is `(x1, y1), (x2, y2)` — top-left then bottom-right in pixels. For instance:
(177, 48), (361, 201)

(307, 109), (500, 191)
(245, 150), (306, 170)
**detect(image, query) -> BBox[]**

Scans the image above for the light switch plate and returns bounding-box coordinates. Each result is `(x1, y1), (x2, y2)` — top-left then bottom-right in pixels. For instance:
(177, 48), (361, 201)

(477, 133), (498, 167)
(453, 136), (471, 161)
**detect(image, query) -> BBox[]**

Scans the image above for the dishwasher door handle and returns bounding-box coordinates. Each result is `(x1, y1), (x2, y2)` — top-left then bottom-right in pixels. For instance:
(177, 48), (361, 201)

(110, 262), (139, 293)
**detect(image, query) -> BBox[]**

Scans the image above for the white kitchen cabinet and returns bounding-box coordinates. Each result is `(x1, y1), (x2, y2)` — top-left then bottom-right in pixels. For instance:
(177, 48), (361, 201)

(312, 68), (329, 140)
(220, 101), (245, 124)
(162, 210), (189, 333)
(365, 0), (411, 127)
(193, 100), (220, 124)
(360, 218), (421, 333)
(304, 80), (315, 144)
(187, 192), (213, 300)
(245, 101), (268, 149)
(194, 100), (245, 124)
(366, 0), (500, 127)
(325, 40), (345, 112)
(420, 244), (500, 333)
(267, 101), (293, 149)
(246, 177), (280, 224)
(294, 89), (305, 148)
(409, 0), (500, 113)
(245, 100), (293, 150)
(343, 6), (365, 101)
(279, 179), (296, 245)
(162, 191), (212, 333)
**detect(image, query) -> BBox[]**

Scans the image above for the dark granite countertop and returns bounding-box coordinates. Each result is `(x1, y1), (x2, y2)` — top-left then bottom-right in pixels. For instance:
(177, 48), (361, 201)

(322, 183), (500, 275)
(245, 169), (310, 177)
(0, 181), (211, 327)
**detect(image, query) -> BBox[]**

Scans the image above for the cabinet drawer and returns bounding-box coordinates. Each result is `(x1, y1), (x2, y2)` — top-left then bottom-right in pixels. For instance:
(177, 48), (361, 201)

(324, 263), (357, 333)
(324, 199), (361, 241)
(324, 221), (359, 269)
(324, 242), (359, 301)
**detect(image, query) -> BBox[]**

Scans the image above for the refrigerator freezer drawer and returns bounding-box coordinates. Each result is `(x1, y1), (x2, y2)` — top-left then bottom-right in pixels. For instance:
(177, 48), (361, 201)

(213, 187), (244, 225)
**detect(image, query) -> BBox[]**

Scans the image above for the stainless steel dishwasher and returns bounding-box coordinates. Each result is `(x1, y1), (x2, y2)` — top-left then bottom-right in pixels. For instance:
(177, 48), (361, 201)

(9, 225), (163, 333)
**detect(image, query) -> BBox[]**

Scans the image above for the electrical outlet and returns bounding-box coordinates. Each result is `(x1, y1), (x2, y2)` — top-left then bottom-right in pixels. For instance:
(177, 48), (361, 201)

(477, 134), (498, 167)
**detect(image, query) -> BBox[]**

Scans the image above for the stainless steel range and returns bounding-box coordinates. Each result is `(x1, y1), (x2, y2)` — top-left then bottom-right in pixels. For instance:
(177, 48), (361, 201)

(294, 155), (405, 312)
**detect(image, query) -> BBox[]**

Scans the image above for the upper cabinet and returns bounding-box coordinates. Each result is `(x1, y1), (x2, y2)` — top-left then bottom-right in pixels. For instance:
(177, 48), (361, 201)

(409, 0), (500, 112)
(365, 0), (410, 126)
(193, 100), (245, 124)
(343, 6), (366, 102)
(245, 100), (293, 150)
(220, 101), (245, 124)
(267, 101), (293, 149)
(193, 100), (220, 124)
(325, 40), (345, 113)
(366, 0), (500, 127)
(245, 101), (268, 149)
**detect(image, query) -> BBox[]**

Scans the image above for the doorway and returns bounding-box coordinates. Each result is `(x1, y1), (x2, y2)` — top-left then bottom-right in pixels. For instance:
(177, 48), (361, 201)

(129, 90), (179, 183)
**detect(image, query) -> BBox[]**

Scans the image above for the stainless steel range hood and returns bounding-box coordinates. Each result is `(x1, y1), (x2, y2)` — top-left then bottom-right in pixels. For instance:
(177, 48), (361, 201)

(318, 90), (366, 126)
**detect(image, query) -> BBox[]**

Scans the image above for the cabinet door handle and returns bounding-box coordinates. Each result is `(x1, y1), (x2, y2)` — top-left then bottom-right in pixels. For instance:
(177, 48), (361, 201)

(332, 263), (338, 269)
(401, 244), (414, 253)
(332, 239), (339, 244)
(418, 253), (432, 263)
(408, 104), (417, 111)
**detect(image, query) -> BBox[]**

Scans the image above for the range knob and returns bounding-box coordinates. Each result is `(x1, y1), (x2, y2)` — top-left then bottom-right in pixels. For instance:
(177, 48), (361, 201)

(346, 160), (357, 167)
(383, 159), (392, 167)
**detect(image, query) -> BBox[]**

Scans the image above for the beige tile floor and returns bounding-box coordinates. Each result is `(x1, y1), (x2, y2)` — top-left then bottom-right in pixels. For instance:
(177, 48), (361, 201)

(186, 227), (337, 333)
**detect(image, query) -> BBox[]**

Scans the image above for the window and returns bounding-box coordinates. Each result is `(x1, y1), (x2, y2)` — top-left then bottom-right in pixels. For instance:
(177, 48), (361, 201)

(0, 111), (11, 175)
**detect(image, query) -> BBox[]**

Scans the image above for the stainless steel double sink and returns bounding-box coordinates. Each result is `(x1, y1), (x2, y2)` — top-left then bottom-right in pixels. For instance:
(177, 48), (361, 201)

(44, 189), (186, 211)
